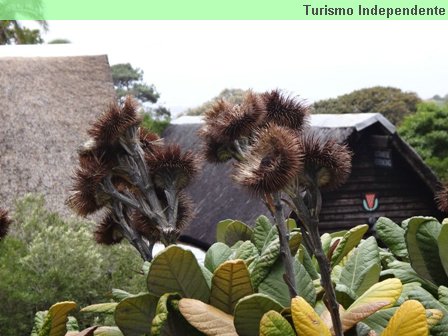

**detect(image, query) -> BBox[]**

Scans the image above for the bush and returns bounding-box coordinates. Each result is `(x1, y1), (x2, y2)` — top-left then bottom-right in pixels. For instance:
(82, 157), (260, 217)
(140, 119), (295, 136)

(0, 194), (146, 336)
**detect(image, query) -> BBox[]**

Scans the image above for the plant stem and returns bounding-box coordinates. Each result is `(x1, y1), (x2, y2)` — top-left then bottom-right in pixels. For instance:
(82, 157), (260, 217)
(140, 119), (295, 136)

(272, 192), (297, 299)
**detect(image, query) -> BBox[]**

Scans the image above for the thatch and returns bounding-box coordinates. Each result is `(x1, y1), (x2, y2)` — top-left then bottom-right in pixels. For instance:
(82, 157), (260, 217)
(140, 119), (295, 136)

(0, 55), (115, 214)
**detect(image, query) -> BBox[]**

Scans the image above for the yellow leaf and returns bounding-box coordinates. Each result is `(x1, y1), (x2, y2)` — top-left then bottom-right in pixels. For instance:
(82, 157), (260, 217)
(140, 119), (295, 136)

(291, 297), (331, 336)
(341, 301), (389, 332)
(426, 309), (444, 329)
(178, 298), (238, 336)
(381, 300), (428, 336)
(48, 301), (77, 336)
(349, 278), (402, 311)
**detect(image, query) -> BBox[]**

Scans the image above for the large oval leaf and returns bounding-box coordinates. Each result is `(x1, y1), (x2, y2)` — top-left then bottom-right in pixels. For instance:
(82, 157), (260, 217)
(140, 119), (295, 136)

(381, 300), (428, 336)
(291, 296), (331, 336)
(234, 293), (283, 336)
(80, 303), (117, 314)
(259, 310), (295, 336)
(115, 293), (158, 336)
(147, 245), (210, 302)
(178, 298), (237, 336)
(225, 220), (253, 246)
(34, 302), (77, 336)
(252, 215), (275, 253)
(205, 243), (233, 273)
(438, 223), (448, 278)
(331, 224), (369, 266)
(338, 237), (381, 300)
(210, 259), (253, 314)
(259, 258), (316, 307)
(348, 278), (402, 312)
(405, 216), (448, 285)
(94, 327), (123, 336)
(248, 237), (280, 289)
(375, 217), (408, 260)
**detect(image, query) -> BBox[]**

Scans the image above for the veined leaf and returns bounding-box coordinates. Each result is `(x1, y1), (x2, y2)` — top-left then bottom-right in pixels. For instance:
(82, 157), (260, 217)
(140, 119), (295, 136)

(405, 216), (448, 285)
(178, 298), (237, 336)
(94, 327), (123, 336)
(375, 217), (408, 260)
(361, 307), (397, 335)
(381, 300), (428, 336)
(252, 216), (275, 253)
(224, 220), (253, 246)
(438, 286), (448, 310)
(216, 219), (234, 243)
(231, 240), (259, 264)
(112, 289), (134, 301)
(331, 224), (369, 266)
(147, 245), (210, 302)
(114, 293), (158, 336)
(348, 278), (402, 312)
(234, 293), (283, 336)
(438, 224), (448, 278)
(338, 237), (381, 300)
(210, 259), (253, 314)
(80, 303), (117, 314)
(291, 296), (331, 335)
(259, 310), (295, 336)
(205, 242), (233, 273)
(288, 230), (302, 256)
(249, 237), (280, 289)
(426, 309), (444, 330)
(297, 246), (319, 280)
(34, 301), (77, 336)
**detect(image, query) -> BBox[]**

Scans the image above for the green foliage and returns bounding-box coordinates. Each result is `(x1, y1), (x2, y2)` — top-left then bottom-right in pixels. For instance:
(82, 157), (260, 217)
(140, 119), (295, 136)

(0, 195), (145, 336)
(313, 86), (421, 125)
(141, 113), (170, 135)
(0, 15), (47, 45)
(184, 88), (248, 116)
(399, 102), (448, 181)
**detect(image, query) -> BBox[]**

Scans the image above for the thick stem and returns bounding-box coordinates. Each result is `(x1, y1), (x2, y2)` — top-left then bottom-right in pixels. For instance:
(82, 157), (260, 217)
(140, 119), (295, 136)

(272, 192), (297, 299)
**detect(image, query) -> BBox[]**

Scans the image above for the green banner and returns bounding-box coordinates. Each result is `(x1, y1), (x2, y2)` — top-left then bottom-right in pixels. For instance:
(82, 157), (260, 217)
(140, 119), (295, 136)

(1, 0), (447, 19)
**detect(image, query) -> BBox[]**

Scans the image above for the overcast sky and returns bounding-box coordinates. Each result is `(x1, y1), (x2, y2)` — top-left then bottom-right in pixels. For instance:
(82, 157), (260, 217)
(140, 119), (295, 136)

(38, 21), (448, 114)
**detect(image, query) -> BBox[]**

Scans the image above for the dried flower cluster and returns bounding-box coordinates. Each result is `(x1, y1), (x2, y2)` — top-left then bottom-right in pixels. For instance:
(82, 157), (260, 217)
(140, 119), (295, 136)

(436, 185), (448, 213)
(68, 97), (199, 260)
(0, 208), (12, 240)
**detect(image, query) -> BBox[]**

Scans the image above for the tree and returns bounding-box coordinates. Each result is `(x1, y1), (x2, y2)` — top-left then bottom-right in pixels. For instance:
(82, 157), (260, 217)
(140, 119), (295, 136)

(313, 86), (421, 125)
(110, 63), (171, 134)
(399, 102), (448, 182)
(184, 88), (248, 116)
(0, 20), (47, 44)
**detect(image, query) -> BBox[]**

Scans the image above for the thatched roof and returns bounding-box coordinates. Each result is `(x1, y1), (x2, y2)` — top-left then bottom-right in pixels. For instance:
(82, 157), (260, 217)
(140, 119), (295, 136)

(0, 54), (115, 214)
(165, 114), (441, 247)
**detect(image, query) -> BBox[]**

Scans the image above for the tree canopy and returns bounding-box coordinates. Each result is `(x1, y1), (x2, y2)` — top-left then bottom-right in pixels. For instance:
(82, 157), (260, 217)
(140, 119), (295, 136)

(0, 20), (47, 45)
(313, 86), (421, 125)
(399, 102), (448, 182)
(184, 88), (248, 116)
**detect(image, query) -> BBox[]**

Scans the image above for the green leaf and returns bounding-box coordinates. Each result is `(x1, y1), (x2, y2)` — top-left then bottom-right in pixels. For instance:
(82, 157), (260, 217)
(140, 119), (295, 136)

(204, 242), (233, 273)
(438, 286), (448, 310)
(286, 218), (297, 232)
(216, 219), (234, 243)
(35, 302), (77, 336)
(66, 317), (79, 332)
(297, 246), (319, 280)
(438, 223), (448, 278)
(94, 327), (124, 336)
(210, 259), (254, 314)
(199, 264), (213, 289)
(405, 216), (448, 285)
(259, 259), (316, 307)
(224, 220), (253, 246)
(147, 245), (210, 302)
(112, 289), (135, 301)
(231, 240), (259, 264)
(80, 303), (118, 314)
(375, 217), (408, 260)
(338, 237), (381, 300)
(407, 287), (448, 335)
(234, 293), (283, 336)
(331, 224), (369, 266)
(259, 310), (295, 336)
(248, 237), (280, 289)
(31, 311), (47, 336)
(178, 298), (237, 336)
(361, 307), (397, 335)
(321, 233), (332, 255)
(151, 293), (202, 336)
(288, 230), (302, 256)
(114, 293), (158, 336)
(252, 215), (274, 253)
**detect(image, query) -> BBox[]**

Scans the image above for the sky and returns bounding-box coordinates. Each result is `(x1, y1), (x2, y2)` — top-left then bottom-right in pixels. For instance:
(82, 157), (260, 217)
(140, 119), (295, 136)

(30, 21), (448, 115)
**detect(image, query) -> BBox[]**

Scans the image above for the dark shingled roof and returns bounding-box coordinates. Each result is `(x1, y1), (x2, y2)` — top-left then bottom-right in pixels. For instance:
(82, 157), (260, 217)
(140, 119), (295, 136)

(0, 55), (116, 215)
(164, 114), (441, 248)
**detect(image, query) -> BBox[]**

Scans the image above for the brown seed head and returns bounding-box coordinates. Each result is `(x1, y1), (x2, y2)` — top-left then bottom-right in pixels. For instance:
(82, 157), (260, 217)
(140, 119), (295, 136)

(94, 211), (124, 245)
(67, 160), (109, 216)
(262, 89), (309, 132)
(233, 124), (303, 195)
(146, 144), (200, 189)
(87, 96), (141, 147)
(0, 208), (12, 240)
(139, 127), (162, 154)
(300, 131), (352, 191)
(436, 186), (448, 213)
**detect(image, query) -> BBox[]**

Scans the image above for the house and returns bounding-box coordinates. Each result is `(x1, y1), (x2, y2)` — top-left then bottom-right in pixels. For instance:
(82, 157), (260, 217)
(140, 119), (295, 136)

(164, 113), (444, 248)
(0, 47), (116, 215)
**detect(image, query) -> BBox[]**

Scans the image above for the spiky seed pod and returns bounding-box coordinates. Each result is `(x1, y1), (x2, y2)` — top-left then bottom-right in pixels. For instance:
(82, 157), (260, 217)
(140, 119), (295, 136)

(202, 99), (234, 124)
(131, 191), (194, 241)
(262, 89), (309, 132)
(146, 144), (200, 190)
(139, 127), (162, 154)
(300, 131), (352, 191)
(202, 138), (234, 163)
(87, 96), (141, 148)
(233, 124), (303, 195)
(0, 208), (12, 240)
(94, 212), (124, 245)
(436, 186), (448, 213)
(200, 92), (266, 143)
(67, 160), (110, 216)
